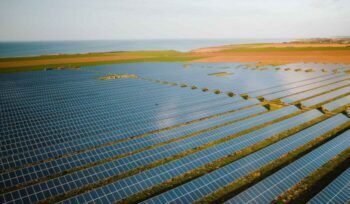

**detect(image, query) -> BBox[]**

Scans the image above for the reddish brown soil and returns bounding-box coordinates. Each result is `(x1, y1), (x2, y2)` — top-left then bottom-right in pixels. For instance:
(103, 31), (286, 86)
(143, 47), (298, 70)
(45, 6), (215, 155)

(191, 51), (350, 64)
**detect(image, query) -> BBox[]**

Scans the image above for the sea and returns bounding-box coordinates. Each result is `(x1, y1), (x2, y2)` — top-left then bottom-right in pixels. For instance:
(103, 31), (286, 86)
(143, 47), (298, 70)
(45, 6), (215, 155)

(0, 38), (291, 58)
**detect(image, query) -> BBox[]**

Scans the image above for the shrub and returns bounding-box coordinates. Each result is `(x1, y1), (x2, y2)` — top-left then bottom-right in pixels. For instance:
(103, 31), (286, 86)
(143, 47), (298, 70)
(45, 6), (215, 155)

(240, 93), (250, 99)
(214, 89), (221, 94)
(305, 69), (314, 72)
(202, 87), (209, 92)
(226, 92), (235, 97)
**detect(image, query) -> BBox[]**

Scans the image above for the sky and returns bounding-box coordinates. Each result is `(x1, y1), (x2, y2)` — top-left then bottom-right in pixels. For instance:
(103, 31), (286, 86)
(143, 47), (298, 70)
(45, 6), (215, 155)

(0, 0), (349, 41)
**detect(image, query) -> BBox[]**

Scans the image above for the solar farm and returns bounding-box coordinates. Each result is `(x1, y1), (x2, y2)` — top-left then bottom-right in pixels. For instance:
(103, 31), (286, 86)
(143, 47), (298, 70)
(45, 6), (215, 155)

(0, 62), (349, 204)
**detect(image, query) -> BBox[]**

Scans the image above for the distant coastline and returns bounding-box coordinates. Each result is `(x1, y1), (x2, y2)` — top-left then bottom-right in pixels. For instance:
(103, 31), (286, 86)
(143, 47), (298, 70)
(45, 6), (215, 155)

(1, 39), (350, 73)
(0, 38), (291, 58)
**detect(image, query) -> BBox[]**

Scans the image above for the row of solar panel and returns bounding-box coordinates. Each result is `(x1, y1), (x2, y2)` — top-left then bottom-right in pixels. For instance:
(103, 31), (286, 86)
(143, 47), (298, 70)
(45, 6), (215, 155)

(92, 63), (336, 94)
(0, 99), (260, 171)
(3, 75), (346, 142)
(0, 77), (153, 98)
(227, 129), (350, 204)
(144, 113), (348, 203)
(1, 67), (349, 204)
(0, 92), (246, 157)
(0, 106), (266, 189)
(301, 86), (350, 107)
(1, 93), (237, 131)
(0, 92), (236, 139)
(0, 70), (103, 88)
(0, 79), (218, 114)
(0, 92), (230, 134)
(1, 63), (344, 97)
(1, 106), (299, 203)
(324, 95), (350, 111)
(53, 108), (314, 203)
(0, 81), (199, 113)
(308, 167), (350, 204)
(248, 74), (340, 97)
(0, 69), (344, 158)
(57, 110), (333, 204)
(2, 67), (340, 115)
(3, 89), (344, 182)
(281, 80), (350, 103)
(264, 75), (350, 101)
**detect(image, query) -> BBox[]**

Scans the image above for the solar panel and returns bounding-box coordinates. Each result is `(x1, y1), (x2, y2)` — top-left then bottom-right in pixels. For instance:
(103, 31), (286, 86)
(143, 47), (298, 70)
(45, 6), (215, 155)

(1, 63), (348, 204)
(0, 98), (259, 171)
(248, 74), (339, 97)
(144, 113), (348, 203)
(264, 76), (350, 100)
(301, 86), (350, 107)
(0, 106), (267, 190)
(281, 80), (350, 103)
(54, 108), (313, 203)
(226, 130), (350, 204)
(308, 167), (350, 204)
(323, 95), (350, 111)
(1, 106), (296, 203)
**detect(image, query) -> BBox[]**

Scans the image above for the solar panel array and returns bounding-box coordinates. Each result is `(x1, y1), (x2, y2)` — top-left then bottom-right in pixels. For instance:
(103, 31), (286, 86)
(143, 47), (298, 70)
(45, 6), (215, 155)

(308, 167), (350, 204)
(0, 62), (349, 204)
(144, 113), (347, 204)
(227, 130), (350, 204)
(323, 95), (350, 111)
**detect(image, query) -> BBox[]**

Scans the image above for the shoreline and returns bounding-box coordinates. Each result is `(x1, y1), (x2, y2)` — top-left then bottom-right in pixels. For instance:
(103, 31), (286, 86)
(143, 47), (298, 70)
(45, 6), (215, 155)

(1, 41), (350, 73)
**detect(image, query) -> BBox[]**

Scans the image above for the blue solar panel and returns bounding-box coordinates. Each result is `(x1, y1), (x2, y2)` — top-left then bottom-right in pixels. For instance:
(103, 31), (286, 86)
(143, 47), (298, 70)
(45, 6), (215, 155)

(308, 167), (350, 204)
(323, 95), (350, 111)
(248, 74), (339, 97)
(226, 130), (350, 204)
(281, 80), (350, 103)
(1, 106), (296, 203)
(55, 107), (312, 204)
(1, 89), (237, 157)
(0, 81), (240, 153)
(144, 113), (348, 203)
(1, 63), (348, 204)
(264, 76), (350, 100)
(0, 106), (267, 190)
(0, 98), (259, 172)
(301, 86), (350, 107)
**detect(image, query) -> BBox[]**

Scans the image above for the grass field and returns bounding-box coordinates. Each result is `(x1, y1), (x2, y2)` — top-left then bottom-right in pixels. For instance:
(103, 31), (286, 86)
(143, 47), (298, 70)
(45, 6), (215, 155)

(1, 42), (350, 73)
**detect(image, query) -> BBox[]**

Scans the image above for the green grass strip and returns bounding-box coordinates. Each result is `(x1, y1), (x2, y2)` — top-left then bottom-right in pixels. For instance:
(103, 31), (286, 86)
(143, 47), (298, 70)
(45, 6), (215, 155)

(273, 147), (350, 204)
(199, 113), (349, 203)
(0, 50), (182, 62)
(0, 55), (203, 73)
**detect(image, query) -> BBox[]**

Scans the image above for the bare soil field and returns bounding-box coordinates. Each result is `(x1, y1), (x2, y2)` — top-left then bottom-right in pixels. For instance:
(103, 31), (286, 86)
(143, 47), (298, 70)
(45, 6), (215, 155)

(191, 43), (350, 53)
(191, 50), (350, 64)
(1, 42), (349, 73)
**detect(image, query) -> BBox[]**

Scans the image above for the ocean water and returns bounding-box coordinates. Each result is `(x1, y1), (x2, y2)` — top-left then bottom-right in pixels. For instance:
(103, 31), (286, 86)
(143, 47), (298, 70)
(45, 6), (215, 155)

(0, 38), (290, 58)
